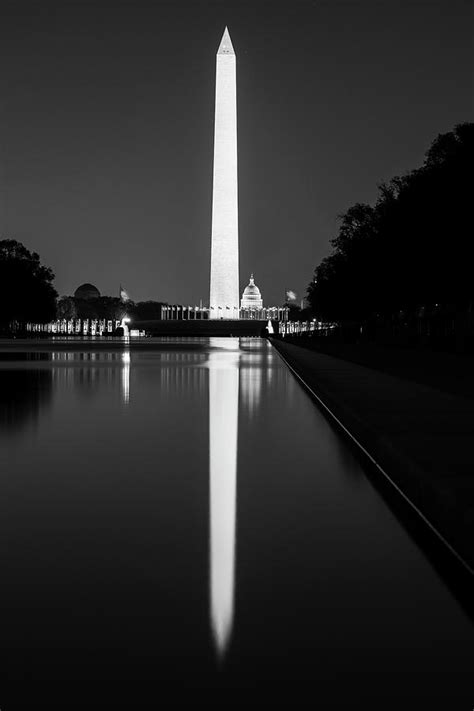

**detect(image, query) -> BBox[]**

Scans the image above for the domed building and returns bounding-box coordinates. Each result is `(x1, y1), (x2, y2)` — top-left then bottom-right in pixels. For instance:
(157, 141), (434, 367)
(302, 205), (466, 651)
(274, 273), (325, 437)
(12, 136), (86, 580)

(74, 283), (101, 300)
(240, 274), (263, 310)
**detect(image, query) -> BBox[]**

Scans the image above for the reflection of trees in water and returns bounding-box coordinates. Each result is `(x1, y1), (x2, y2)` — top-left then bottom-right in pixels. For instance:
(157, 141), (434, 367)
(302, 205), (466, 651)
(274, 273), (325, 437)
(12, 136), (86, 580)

(156, 340), (280, 418)
(52, 350), (210, 406)
(51, 352), (125, 399)
(0, 366), (53, 435)
(239, 339), (280, 417)
(158, 351), (208, 397)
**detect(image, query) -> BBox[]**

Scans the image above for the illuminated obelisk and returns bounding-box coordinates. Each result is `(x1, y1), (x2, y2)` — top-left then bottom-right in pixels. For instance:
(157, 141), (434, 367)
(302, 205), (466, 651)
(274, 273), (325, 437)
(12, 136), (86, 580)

(209, 27), (239, 319)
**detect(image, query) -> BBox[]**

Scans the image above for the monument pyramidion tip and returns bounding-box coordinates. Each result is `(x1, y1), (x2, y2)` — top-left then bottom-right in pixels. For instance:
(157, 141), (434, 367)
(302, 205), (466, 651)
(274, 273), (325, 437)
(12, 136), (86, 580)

(217, 27), (235, 55)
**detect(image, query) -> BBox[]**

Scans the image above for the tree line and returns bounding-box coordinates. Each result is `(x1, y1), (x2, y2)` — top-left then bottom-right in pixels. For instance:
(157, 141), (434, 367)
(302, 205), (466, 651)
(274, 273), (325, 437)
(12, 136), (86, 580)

(307, 123), (473, 329)
(0, 238), (167, 331)
(57, 295), (167, 322)
(0, 239), (57, 330)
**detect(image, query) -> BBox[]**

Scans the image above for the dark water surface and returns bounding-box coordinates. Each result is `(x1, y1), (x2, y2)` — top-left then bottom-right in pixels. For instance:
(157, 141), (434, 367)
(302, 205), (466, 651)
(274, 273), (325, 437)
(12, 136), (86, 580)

(0, 337), (472, 702)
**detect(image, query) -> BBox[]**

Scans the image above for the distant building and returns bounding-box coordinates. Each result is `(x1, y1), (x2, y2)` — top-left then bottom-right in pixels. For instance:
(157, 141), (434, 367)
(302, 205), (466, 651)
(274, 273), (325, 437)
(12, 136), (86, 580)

(74, 283), (101, 300)
(240, 274), (263, 310)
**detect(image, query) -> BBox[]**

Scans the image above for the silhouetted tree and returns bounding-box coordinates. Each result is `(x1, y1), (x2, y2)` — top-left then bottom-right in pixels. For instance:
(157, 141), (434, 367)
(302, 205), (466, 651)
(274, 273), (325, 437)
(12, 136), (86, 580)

(57, 296), (78, 319)
(57, 295), (163, 322)
(73, 296), (131, 320)
(307, 123), (474, 324)
(0, 239), (57, 328)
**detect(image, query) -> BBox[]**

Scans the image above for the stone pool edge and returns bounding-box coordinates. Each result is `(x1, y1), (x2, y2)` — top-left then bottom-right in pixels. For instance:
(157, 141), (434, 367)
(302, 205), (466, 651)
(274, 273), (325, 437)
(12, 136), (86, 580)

(269, 337), (474, 577)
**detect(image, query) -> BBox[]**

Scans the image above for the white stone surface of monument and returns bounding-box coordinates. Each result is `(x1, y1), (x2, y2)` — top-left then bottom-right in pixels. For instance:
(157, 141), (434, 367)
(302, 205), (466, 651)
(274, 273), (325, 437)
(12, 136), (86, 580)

(209, 27), (239, 319)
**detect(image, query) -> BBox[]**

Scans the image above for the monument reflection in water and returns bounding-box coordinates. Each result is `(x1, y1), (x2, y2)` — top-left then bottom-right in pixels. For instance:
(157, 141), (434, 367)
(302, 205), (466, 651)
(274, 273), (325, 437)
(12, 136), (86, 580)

(206, 338), (271, 658)
(1, 339), (473, 698)
(207, 339), (239, 657)
(120, 338), (265, 659)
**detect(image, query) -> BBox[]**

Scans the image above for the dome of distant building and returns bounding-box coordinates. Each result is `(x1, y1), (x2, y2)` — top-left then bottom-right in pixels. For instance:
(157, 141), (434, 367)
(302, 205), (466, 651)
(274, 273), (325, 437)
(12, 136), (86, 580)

(241, 274), (263, 310)
(74, 283), (101, 300)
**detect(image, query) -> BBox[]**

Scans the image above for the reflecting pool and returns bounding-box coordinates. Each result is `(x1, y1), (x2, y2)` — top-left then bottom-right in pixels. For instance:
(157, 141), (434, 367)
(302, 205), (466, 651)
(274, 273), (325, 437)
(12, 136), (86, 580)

(0, 338), (472, 702)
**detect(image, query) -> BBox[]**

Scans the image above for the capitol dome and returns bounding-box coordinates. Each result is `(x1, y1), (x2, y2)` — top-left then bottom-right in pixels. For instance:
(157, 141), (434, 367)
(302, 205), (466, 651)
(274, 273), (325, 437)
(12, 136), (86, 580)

(74, 283), (101, 300)
(241, 274), (263, 310)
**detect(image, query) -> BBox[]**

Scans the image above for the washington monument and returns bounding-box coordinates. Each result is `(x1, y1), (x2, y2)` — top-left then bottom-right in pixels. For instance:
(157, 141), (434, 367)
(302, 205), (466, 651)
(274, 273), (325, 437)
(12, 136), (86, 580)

(209, 27), (239, 319)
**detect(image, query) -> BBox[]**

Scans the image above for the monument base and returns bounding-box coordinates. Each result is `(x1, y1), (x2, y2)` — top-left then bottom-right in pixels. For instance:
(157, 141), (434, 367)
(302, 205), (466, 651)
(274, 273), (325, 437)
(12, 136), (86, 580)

(134, 319), (275, 337)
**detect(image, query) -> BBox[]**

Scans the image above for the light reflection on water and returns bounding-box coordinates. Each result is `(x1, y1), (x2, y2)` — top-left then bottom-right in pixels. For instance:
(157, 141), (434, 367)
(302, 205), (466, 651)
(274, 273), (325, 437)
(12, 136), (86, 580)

(122, 351), (130, 405)
(0, 337), (472, 698)
(39, 340), (265, 659)
(206, 339), (240, 657)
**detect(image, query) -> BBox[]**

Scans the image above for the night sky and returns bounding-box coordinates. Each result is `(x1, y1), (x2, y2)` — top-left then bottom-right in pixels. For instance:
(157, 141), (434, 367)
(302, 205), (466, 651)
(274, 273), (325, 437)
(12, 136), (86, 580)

(0, 0), (472, 306)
